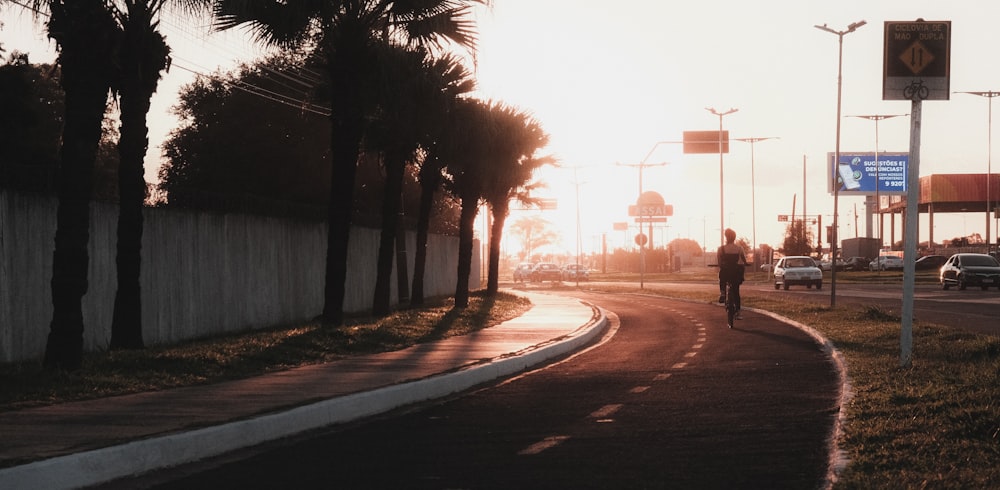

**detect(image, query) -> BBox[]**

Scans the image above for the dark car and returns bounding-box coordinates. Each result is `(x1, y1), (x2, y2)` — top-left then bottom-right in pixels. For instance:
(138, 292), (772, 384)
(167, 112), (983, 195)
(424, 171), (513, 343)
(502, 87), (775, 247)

(530, 262), (562, 282)
(915, 254), (947, 271)
(940, 253), (1000, 290)
(843, 256), (870, 271)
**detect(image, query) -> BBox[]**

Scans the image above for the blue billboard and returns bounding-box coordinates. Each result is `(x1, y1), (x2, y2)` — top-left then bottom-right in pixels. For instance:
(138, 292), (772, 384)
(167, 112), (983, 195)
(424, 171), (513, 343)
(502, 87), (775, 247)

(828, 152), (908, 195)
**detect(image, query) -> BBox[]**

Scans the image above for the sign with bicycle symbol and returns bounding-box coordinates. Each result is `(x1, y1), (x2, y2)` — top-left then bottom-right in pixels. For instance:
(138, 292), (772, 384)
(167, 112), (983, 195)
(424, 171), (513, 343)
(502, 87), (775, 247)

(883, 20), (950, 101)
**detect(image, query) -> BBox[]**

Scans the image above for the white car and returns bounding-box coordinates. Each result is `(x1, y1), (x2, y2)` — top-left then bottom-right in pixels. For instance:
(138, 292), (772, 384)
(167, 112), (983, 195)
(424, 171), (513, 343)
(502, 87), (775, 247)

(870, 255), (904, 271)
(773, 256), (823, 290)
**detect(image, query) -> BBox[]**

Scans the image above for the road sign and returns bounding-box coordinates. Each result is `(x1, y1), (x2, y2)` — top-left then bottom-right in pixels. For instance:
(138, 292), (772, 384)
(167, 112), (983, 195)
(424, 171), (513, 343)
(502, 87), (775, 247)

(683, 130), (729, 154)
(634, 217), (668, 223)
(883, 20), (950, 101)
(827, 152), (909, 195)
(778, 215), (789, 222)
(628, 204), (674, 217)
(613, 221), (628, 231)
(634, 233), (648, 246)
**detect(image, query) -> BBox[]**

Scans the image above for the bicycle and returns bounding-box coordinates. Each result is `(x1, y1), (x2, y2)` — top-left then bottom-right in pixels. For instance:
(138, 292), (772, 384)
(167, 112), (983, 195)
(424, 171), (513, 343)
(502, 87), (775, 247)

(724, 280), (739, 328)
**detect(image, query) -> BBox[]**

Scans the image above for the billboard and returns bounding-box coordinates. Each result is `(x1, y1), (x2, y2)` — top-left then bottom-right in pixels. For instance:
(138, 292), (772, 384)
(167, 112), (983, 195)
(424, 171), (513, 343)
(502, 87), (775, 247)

(828, 152), (908, 195)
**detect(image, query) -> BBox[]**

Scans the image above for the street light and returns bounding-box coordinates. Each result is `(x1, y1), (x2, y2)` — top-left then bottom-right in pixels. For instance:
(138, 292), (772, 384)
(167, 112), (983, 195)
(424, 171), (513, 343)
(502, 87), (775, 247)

(706, 107), (738, 246)
(847, 114), (907, 250)
(735, 136), (778, 269)
(815, 19), (866, 308)
(955, 91), (1000, 253)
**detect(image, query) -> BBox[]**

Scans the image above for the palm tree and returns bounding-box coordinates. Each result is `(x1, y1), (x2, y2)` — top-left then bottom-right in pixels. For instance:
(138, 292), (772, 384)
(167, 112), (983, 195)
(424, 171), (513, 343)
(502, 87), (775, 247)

(479, 105), (553, 295)
(411, 54), (474, 306)
(109, 1), (210, 350)
(21, 0), (120, 370)
(212, 0), (487, 326)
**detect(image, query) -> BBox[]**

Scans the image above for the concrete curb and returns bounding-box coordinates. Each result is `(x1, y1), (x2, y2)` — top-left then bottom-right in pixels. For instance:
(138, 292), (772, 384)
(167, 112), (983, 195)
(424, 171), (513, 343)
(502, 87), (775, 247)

(0, 303), (607, 490)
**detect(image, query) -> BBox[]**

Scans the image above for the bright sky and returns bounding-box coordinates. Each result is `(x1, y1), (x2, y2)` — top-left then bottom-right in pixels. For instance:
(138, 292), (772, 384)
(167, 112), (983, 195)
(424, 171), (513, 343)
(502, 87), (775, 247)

(4, 1), (1000, 256)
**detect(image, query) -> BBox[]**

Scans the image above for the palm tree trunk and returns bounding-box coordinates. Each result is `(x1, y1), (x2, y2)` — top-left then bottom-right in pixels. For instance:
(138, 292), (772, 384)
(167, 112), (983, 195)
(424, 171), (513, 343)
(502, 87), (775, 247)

(373, 155), (406, 316)
(487, 202), (509, 295)
(410, 165), (441, 306)
(321, 34), (372, 326)
(455, 193), (478, 308)
(43, 0), (116, 370)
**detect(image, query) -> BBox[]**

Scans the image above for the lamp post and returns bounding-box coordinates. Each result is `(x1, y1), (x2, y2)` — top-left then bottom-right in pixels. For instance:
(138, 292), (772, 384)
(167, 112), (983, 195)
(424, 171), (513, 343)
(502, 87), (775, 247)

(706, 107), (738, 246)
(956, 91), (1000, 253)
(815, 19), (866, 308)
(847, 114), (907, 251)
(735, 136), (778, 269)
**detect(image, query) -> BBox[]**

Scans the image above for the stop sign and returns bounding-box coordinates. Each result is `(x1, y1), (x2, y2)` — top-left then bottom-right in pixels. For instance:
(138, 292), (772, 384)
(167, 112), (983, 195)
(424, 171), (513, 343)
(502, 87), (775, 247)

(634, 233), (648, 246)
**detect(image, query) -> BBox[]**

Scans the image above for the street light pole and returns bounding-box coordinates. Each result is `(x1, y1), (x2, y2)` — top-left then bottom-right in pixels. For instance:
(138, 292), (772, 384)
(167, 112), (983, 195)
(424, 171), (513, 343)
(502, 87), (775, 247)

(956, 91), (1000, 253)
(847, 114), (907, 251)
(735, 137), (778, 269)
(815, 19), (866, 308)
(706, 107), (738, 246)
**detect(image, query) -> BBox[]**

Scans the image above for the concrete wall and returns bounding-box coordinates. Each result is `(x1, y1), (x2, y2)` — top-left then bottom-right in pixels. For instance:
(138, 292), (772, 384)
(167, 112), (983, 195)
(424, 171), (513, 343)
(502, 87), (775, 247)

(0, 189), (479, 363)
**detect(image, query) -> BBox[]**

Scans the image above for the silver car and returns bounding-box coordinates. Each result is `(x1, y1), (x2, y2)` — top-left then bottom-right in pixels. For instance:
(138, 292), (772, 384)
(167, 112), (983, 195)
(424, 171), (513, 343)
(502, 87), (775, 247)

(773, 256), (823, 290)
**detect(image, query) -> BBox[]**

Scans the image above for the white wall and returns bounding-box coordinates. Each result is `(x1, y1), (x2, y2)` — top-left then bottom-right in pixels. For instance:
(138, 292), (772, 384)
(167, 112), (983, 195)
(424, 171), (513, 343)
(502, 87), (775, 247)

(0, 189), (479, 363)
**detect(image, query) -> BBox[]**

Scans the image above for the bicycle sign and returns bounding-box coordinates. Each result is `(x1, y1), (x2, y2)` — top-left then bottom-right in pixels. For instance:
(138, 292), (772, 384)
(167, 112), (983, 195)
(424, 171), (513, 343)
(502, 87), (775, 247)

(883, 20), (950, 101)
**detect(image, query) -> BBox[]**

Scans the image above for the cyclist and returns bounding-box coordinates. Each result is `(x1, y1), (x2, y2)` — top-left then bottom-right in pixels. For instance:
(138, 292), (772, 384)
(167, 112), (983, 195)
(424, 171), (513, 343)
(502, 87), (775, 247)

(717, 228), (747, 321)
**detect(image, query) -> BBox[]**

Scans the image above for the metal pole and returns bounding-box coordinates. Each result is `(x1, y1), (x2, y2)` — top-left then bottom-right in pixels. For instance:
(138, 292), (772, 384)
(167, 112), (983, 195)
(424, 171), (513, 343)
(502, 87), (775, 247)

(735, 137), (778, 268)
(707, 107), (738, 247)
(956, 91), (1000, 252)
(815, 19), (866, 308)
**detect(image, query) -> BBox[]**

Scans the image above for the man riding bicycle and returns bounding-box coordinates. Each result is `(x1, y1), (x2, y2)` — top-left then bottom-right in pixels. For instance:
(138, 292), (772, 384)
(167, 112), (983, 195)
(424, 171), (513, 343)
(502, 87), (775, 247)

(717, 228), (747, 324)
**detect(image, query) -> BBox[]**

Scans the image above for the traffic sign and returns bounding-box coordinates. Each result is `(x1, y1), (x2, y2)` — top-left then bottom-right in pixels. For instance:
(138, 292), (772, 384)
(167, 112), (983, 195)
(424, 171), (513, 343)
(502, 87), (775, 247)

(628, 204), (674, 217)
(634, 217), (668, 223)
(883, 20), (950, 101)
(778, 214), (789, 222)
(683, 130), (729, 154)
(634, 233), (648, 246)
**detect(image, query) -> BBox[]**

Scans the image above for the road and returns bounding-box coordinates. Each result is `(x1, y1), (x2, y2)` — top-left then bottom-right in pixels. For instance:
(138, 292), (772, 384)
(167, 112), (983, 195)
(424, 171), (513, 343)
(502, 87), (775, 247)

(103, 292), (841, 489)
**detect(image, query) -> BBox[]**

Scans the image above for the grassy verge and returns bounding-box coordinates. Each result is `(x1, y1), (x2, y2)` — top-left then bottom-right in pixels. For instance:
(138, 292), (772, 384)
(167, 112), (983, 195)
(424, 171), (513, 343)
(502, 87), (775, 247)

(594, 283), (1000, 489)
(0, 291), (531, 412)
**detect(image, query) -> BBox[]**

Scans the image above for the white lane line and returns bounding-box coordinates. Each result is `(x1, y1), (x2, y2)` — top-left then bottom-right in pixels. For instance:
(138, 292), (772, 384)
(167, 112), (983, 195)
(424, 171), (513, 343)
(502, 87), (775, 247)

(684, 351), (698, 358)
(672, 362), (688, 369)
(518, 435), (571, 455)
(692, 343), (704, 349)
(630, 386), (650, 393)
(589, 404), (623, 419)
(653, 373), (671, 381)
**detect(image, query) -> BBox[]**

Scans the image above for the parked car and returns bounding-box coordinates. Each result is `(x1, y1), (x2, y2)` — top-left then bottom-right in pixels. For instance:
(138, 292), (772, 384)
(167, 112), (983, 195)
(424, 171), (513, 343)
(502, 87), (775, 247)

(940, 253), (1000, 290)
(869, 255), (904, 271)
(819, 254), (846, 271)
(773, 256), (823, 290)
(915, 254), (947, 271)
(530, 262), (562, 282)
(513, 263), (535, 283)
(760, 262), (774, 272)
(561, 264), (590, 281)
(843, 256), (870, 272)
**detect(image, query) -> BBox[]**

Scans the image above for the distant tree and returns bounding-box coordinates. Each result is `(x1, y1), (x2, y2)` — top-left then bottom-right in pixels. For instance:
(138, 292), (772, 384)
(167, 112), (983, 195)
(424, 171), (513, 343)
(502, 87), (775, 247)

(0, 55), (63, 191)
(509, 216), (560, 261)
(781, 219), (814, 256)
(159, 52), (332, 211)
(668, 238), (704, 257)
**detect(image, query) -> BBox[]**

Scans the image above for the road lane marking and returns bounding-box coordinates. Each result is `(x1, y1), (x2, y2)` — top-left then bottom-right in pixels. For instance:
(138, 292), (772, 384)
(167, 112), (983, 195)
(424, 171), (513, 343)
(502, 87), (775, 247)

(672, 362), (688, 369)
(653, 373), (671, 381)
(630, 386), (650, 393)
(684, 351), (698, 358)
(589, 404), (623, 419)
(518, 435), (570, 455)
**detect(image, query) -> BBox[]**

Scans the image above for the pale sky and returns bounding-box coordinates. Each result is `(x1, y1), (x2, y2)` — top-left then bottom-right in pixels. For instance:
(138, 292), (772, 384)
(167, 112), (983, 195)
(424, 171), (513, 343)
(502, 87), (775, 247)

(4, 1), (1000, 256)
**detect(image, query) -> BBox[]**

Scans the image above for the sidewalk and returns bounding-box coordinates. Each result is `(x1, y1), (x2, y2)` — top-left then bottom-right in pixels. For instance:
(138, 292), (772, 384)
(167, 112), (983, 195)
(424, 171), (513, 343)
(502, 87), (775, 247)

(0, 292), (607, 490)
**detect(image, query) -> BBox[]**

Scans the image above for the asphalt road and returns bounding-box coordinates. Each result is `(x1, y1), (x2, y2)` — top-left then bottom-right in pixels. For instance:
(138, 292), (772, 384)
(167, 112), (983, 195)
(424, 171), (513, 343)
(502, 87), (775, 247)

(103, 292), (842, 489)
